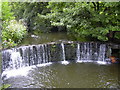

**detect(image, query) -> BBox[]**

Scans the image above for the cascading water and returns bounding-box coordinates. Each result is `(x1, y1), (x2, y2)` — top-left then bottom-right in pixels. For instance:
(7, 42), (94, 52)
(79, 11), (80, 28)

(2, 44), (52, 79)
(42, 45), (46, 63)
(61, 43), (69, 65)
(76, 43), (82, 63)
(2, 49), (24, 71)
(2, 44), (51, 72)
(10, 50), (23, 69)
(1, 42), (118, 88)
(2, 42), (111, 75)
(97, 44), (107, 64)
(76, 43), (108, 64)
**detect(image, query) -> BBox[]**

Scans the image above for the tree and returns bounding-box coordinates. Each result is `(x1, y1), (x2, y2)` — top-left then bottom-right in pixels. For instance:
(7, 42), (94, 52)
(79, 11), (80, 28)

(2, 2), (27, 49)
(10, 2), (51, 32)
(47, 2), (120, 41)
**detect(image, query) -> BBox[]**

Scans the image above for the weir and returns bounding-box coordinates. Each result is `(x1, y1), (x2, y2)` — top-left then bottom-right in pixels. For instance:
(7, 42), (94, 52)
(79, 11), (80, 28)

(2, 42), (114, 72)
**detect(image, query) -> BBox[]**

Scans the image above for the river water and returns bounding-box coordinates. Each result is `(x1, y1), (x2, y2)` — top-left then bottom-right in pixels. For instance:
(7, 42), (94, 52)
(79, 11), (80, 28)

(3, 62), (119, 88)
(20, 32), (91, 46)
(20, 32), (69, 45)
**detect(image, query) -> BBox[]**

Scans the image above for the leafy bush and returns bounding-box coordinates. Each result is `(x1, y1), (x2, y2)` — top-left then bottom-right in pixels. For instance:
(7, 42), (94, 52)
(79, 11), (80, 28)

(0, 84), (11, 90)
(47, 2), (120, 41)
(2, 2), (27, 49)
(2, 20), (27, 49)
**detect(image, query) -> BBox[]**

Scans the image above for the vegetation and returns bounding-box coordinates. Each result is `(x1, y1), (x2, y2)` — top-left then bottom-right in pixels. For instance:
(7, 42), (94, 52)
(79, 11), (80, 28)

(2, 2), (27, 49)
(47, 2), (120, 41)
(0, 84), (10, 90)
(2, 20), (27, 49)
(1, 2), (120, 49)
(10, 2), (51, 32)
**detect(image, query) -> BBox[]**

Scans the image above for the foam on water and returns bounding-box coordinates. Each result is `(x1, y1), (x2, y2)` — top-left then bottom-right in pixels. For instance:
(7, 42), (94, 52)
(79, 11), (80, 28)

(61, 61), (69, 65)
(76, 60), (83, 63)
(96, 61), (107, 65)
(77, 60), (94, 63)
(1, 66), (34, 79)
(36, 62), (52, 67)
(2, 62), (53, 79)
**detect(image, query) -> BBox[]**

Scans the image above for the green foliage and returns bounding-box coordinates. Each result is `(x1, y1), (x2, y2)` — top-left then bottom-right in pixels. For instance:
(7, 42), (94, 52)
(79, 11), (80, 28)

(33, 13), (51, 32)
(6, 2), (120, 42)
(71, 43), (75, 47)
(2, 2), (15, 27)
(10, 2), (50, 32)
(47, 2), (120, 41)
(51, 44), (56, 52)
(115, 32), (120, 39)
(2, 2), (14, 21)
(0, 84), (11, 90)
(2, 2), (27, 49)
(2, 20), (27, 49)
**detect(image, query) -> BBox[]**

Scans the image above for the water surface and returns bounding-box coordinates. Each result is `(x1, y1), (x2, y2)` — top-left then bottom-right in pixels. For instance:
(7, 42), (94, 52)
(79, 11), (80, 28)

(3, 62), (119, 88)
(20, 32), (91, 46)
(20, 32), (69, 46)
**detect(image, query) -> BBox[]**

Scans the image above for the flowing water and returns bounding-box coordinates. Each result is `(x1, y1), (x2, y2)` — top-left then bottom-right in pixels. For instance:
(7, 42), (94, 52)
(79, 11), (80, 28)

(61, 43), (69, 65)
(1, 32), (119, 88)
(76, 43), (82, 63)
(2, 62), (119, 88)
(2, 42), (111, 71)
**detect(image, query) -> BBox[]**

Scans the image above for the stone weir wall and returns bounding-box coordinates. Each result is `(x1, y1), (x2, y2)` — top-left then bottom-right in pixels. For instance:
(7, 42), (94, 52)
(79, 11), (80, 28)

(2, 41), (119, 71)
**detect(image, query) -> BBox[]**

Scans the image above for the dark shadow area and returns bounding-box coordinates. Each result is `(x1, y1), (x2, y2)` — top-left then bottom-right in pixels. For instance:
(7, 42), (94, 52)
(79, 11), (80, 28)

(111, 49), (120, 89)
(111, 49), (120, 58)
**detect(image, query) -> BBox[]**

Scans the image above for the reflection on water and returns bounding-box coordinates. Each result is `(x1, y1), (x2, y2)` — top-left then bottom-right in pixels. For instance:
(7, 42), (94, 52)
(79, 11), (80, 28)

(3, 62), (119, 88)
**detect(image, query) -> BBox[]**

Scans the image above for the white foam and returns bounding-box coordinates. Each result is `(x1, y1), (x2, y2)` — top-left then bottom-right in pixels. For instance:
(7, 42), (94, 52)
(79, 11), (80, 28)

(76, 60), (83, 63)
(61, 61), (69, 65)
(2, 66), (34, 79)
(2, 62), (53, 79)
(77, 60), (93, 63)
(97, 61), (107, 65)
(36, 62), (52, 67)
(82, 60), (93, 62)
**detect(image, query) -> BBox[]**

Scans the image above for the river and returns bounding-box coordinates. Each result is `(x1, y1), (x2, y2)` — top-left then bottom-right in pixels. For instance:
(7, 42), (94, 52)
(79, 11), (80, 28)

(1, 32), (120, 88)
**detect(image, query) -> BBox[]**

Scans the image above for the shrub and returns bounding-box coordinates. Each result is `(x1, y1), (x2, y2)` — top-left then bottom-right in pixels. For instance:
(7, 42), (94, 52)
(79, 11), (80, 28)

(2, 20), (27, 49)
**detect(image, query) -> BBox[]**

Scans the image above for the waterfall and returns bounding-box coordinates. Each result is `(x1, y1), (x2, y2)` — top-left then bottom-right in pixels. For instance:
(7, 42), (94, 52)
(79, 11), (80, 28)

(42, 45), (46, 63)
(76, 43), (107, 64)
(10, 51), (23, 69)
(76, 43), (93, 62)
(61, 43), (69, 65)
(61, 43), (65, 61)
(2, 42), (110, 72)
(97, 44), (107, 64)
(76, 43), (82, 63)
(2, 45), (50, 71)
(2, 49), (24, 71)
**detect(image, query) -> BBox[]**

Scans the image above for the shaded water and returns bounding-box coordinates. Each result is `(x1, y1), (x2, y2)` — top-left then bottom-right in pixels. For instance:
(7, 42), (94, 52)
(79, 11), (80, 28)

(20, 32), (69, 45)
(3, 62), (118, 88)
(20, 32), (91, 46)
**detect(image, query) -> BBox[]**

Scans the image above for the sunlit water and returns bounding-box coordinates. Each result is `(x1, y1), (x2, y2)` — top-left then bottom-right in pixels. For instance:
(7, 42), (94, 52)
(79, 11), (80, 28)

(2, 62), (119, 88)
